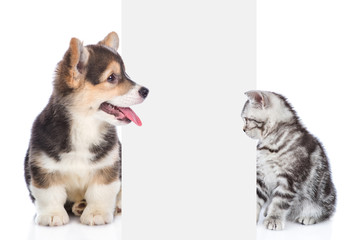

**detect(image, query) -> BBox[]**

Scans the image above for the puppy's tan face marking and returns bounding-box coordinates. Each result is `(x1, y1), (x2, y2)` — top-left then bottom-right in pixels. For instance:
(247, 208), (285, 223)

(71, 75), (134, 115)
(100, 61), (122, 83)
(54, 33), (147, 127)
(67, 46), (135, 114)
(97, 60), (134, 96)
(68, 46), (145, 126)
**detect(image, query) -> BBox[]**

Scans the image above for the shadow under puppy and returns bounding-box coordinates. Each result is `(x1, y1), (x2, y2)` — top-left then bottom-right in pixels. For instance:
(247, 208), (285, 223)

(24, 32), (149, 226)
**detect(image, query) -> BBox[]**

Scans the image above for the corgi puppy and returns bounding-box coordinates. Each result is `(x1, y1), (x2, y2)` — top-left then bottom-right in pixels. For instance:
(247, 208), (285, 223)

(24, 32), (148, 226)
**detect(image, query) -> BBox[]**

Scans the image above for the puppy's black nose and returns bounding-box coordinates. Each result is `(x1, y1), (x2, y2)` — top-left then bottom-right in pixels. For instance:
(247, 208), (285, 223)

(139, 87), (149, 99)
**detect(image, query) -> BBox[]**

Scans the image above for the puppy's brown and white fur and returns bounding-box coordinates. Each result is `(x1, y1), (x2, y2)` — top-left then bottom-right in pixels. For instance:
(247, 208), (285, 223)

(24, 32), (148, 226)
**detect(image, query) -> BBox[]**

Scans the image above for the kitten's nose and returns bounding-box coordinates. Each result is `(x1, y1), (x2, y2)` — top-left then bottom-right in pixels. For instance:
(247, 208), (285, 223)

(138, 87), (149, 99)
(243, 128), (246, 132)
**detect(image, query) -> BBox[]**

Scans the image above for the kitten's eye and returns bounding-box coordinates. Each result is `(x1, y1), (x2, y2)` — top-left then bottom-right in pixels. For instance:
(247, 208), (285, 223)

(107, 74), (118, 84)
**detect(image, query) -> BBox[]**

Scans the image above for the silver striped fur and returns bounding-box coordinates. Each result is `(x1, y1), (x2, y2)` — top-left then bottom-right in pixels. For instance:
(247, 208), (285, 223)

(242, 90), (336, 230)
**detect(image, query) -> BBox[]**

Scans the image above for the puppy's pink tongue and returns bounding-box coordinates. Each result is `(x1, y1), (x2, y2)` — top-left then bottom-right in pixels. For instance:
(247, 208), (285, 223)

(118, 107), (142, 126)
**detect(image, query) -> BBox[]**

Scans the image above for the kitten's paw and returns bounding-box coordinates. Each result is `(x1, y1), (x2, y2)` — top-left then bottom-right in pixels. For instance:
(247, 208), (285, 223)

(72, 199), (87, 216)
(263, 217), (284, 230)
(35, 209), (69, 226)
(256, 204), (261, 223)
(80, 206), (114, 225)
(263, 206), (268, 217)
(297, 217), (317, 225)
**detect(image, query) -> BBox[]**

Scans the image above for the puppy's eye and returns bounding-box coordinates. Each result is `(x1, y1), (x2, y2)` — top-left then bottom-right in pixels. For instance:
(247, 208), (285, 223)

(107, 74), (118, 84)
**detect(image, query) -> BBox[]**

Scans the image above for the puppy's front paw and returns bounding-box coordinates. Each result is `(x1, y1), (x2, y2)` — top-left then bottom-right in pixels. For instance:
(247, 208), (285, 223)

(35, 209), (69, 226)
(72, 199), (87, 216)
(115, 198), (121, 215)
(263, 216), (284, 230)
(115, 206), (121, 215)
(80, 206), (114, 225)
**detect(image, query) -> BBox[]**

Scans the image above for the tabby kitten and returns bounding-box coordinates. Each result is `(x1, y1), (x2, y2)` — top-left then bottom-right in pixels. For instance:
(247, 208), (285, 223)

(241, 90), (336, 230)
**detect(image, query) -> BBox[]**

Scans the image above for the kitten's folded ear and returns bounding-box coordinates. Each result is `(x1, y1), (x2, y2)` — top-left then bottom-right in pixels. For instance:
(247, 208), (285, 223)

(245, 90), (269, 108)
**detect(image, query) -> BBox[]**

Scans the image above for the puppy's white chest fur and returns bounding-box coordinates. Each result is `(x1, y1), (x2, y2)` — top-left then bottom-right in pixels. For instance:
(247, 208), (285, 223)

(42, 115), (118, 201)
(57, 151), (93, 200)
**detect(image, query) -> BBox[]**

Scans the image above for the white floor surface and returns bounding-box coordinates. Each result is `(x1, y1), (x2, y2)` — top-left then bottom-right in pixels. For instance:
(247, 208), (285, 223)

(1, 200), (121, 240)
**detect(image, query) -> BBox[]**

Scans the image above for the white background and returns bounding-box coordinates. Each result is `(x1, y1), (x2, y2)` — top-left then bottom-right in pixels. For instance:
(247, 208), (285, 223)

(3, 0), (355, 239)
(257, 0), (359, 239)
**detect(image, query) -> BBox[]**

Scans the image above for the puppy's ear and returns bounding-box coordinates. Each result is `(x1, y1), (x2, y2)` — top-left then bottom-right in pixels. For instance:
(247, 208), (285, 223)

(98, 32), (119, 51)
(66, 38), (89, 88)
